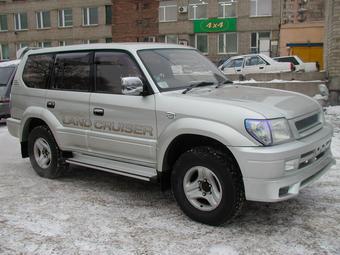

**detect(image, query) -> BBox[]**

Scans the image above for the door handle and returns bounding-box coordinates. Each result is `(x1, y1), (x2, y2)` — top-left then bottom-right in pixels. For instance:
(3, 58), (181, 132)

(236, 69), (242, 72)
(259, 66), (264, 69)
(47, 101), (55, 109)
(93, 108), (104, 116)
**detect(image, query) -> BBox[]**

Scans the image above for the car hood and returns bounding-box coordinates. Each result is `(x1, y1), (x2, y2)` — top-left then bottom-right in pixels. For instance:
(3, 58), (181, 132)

(180, 85), (321, 119)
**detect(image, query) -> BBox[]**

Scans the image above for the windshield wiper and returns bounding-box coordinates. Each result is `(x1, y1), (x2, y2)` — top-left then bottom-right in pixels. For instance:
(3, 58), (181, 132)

(215, 80), (233, 88)
(182, 81), (215, 94)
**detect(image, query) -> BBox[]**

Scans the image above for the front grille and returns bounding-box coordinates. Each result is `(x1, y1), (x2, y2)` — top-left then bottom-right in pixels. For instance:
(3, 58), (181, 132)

(295, 113), (320, 133)
(298, 140), (331, 169)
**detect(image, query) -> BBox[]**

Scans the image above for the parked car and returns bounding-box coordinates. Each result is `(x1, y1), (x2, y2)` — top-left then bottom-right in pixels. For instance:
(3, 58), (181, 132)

(218, 54), (294, 75)
(273, 55), (319, 72)
(0, 59), (20, 120)
(7, 44), (334, 226)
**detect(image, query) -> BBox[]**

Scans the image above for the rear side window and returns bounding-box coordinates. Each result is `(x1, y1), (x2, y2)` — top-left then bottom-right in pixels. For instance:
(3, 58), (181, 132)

(0, 67), (15, 87)
(95, 51), (142, 94)
(52, 52), (91, 91)
(23, 54), (54, 89)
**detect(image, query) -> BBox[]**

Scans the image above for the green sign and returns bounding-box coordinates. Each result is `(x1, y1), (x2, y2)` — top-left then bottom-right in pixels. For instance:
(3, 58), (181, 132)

(194, 18), (237, 33)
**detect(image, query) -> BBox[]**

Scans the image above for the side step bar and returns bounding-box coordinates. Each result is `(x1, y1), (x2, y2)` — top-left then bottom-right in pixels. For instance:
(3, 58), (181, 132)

(66, 153), (158, 182)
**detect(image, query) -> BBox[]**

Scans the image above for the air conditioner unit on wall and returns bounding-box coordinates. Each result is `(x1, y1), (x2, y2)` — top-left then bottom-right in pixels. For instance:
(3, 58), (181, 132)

(178, 6), (188, 14)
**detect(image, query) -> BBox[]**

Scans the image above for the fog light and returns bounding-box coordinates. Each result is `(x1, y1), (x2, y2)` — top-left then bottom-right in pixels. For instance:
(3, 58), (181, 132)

(285, 158), (299, 171)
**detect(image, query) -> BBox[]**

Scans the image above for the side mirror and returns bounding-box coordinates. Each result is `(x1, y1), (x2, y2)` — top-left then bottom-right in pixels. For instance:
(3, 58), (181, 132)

(121, 77), (147, 96)
(220, 66), (225, 71)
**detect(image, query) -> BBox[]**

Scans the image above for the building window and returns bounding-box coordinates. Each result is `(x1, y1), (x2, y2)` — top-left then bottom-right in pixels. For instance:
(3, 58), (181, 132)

(105, 38), (113, 43)
(83, 7), (98, 26)
(58, 9), (73, 27)
(250, 32), (271, 54)
(16, 42), (29, 51)
(189, 0), (208, 20)
(83, 39), (98, 44)
(195, 34), (208, 54)
(59, 41), (72, 46)
(218, 33), (238, 54)
(250, 0), (272, 17)
(218, 0), (236, 18)
(159, 1), (177, 22)
(0, 15), (8, 31)
(14, 13), (28, 31)
(165, 35), (178, 44)
(0, 44), (9, 60)
(36, 11), (51, 29)
(105, 5), (112, 25)
(38, 42), (52, 48)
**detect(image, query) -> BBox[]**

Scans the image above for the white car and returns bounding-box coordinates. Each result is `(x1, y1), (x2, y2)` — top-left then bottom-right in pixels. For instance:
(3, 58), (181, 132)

(219, 54), (294, 75)
(273, 55), (319, 72)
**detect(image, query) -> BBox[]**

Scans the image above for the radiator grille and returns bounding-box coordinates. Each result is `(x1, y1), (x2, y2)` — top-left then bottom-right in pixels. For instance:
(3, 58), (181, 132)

(295, 113), (320, 133)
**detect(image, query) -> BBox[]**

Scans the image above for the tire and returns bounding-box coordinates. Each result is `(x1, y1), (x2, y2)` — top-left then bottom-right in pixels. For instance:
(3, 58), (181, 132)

(171, 146), (245, 226)
(28, 125), (65, 179)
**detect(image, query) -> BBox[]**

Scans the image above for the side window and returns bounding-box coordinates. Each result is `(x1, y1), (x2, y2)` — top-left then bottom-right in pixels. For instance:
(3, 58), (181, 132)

(53, 52), (91, 91)
(23, 54), (54, 88)
(245, 56), (265, 66)
(95, 51), (142, 94)
(225, 58), (243, 68)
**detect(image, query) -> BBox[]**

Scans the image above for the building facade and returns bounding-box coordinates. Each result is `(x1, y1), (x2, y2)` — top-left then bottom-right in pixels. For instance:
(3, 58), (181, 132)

(325, 0), (340, 104)
(158, 0), (281, 62)
(280, 0), (325, 69)
(0, 0), (113, 60)
(111, 0), (159, 42)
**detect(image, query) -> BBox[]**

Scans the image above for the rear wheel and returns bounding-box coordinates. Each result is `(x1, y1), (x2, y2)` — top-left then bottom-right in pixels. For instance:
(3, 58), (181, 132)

(171, 146), (245, 226)
(28, 126), (65, 179)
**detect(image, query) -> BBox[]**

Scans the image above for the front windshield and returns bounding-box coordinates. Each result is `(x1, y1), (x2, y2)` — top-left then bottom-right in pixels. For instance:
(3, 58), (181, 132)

(138, 49), (228, 91)
(0, 67), (15, 86)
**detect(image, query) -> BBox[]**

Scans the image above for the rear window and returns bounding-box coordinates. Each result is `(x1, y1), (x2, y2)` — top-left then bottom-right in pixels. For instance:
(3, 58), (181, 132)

(52, 52), (91, 91)
(0, 67), (15, 87)
(23, 54), (54, 89)
(275, 57), (299, 65)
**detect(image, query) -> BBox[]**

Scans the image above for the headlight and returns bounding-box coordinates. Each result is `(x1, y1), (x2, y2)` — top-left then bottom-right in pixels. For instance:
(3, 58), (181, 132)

(245, 118), (292, 146)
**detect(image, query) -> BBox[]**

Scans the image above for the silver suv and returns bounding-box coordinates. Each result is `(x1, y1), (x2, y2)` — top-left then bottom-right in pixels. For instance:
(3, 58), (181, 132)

(7, 44), (335, 226)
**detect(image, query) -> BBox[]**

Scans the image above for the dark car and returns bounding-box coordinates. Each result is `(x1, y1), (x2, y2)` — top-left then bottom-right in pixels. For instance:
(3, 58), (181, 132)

(0, 60), (20, 120)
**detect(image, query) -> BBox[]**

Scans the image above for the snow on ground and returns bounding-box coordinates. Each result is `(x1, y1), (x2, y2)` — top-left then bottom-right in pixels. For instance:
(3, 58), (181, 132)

(0, 109), (340, 255)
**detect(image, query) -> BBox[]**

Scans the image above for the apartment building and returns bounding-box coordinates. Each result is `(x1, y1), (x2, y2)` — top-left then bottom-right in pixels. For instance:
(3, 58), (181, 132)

(325, 0), (340, 104)
(0, 0), (113, 60)
(158, 0), (281, 62)
(280, 0), (325, 68)
(111, 0), (159, 42)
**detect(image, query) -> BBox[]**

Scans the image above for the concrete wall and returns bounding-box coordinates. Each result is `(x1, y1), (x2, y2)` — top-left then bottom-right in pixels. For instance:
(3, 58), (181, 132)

(0, 0), (112, 59)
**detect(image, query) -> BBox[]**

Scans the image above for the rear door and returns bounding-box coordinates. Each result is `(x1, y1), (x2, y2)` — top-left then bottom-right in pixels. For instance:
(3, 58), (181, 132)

(88, 51), (157, 166)
(243, 55), (267, 74)
(46, 51), (92, 152)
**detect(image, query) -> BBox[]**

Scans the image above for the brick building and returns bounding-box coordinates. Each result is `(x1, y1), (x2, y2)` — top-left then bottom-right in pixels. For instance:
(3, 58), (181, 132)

(325, 0), (340, 104)
(111, 0), (159, 42)
(0, 0), (113, 60)
(158, 0), (281, 62)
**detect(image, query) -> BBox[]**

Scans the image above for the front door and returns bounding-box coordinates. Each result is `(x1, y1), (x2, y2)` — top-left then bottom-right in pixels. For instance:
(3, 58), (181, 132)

(46, 51), (92, 152)
(88, 51), (157, 166)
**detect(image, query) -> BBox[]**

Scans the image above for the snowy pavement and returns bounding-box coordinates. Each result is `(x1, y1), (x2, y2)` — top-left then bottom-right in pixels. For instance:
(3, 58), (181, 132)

(0, 110), (340, 255)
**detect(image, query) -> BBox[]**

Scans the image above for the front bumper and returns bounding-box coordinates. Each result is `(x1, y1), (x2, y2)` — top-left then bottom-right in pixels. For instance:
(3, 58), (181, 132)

(230, 123), (335, 202)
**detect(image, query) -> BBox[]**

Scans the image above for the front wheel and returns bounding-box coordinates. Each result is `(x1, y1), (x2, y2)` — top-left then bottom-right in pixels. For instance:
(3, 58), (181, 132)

(171, 147), (245, 226)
